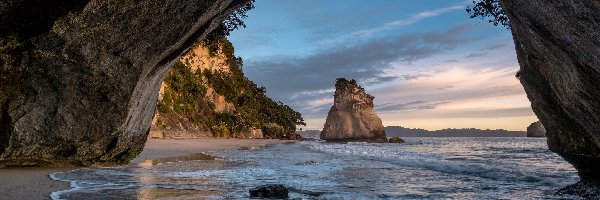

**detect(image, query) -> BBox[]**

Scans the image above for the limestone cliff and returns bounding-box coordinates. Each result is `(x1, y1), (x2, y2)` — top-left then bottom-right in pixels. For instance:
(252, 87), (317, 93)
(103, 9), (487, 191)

(151, 38), (304, 140)
(500, 0), (600, 181)
(321, 78), (386, 142)
(150, 42), (235, 138)
(526, 121), (546, 138)
(0, 0), (252, 166)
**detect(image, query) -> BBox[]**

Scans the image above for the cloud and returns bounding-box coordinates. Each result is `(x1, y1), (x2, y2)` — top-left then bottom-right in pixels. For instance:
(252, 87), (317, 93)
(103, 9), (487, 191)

(437, 85), (455, 90)
(398, 107), (535, 119)
(321, 5), (465, 45)
(245, 25), (474, 101)
(378, 101), (451, 112)
(403, 73), (431, 80)
(482, 43), (507, 51)
(464, 52), (486, 59)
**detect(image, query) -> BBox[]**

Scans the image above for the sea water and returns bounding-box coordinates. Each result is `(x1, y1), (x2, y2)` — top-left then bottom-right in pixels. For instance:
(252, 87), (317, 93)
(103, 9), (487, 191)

(50, 138), (581, 199)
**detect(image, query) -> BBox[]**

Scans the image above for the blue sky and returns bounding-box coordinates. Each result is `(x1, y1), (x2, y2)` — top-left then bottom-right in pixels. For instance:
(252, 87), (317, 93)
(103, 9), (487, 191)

(228, 0), (537, 131)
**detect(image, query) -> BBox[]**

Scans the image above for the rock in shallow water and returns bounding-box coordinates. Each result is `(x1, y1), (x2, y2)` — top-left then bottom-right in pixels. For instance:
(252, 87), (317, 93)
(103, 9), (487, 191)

(249, 184), (289, 199)
(500, 0), (600, 182)
(388, 137), (405, 143)
(526, 121), (546, 137)
(320, 78), (387, 142)
(0, 0), (251, 166)
(557, 181), (600, 199)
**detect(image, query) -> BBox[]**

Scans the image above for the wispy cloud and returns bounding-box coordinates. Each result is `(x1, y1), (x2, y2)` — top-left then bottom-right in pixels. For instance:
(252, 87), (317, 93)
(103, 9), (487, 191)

(379, 101), (451, 112)
(320, 5), (465, 45)
(246, 25), (473, 102)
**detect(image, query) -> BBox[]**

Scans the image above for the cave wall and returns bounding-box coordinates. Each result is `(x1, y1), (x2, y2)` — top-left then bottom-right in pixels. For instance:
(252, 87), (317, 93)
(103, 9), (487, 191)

(501, 0), (600, 181)
(0, 0), (251, 166)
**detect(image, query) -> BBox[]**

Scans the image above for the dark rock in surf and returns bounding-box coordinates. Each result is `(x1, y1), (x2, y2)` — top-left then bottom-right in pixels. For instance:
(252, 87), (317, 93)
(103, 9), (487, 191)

(557, 181), (600, 199)
(249, 184), (289, 199)
(388, 137), (405, 143)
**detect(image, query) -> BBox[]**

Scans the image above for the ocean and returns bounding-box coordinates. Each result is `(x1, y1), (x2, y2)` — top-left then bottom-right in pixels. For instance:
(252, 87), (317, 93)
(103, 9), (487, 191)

(50, 138), (581, 199)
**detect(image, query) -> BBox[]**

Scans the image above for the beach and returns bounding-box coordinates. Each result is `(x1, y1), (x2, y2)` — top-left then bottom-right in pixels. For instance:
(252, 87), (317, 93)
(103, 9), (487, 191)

(0, 138), (291, 200)
(49, 138), (580, 199)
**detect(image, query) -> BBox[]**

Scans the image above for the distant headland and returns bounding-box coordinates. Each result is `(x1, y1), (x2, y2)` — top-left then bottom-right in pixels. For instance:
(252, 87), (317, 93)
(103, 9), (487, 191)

(298, 126), (527, 138)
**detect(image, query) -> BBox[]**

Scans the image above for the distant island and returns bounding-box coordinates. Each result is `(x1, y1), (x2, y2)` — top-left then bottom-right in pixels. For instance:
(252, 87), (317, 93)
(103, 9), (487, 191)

(385, 126), (526, 137)
(298, 126), (527, 138)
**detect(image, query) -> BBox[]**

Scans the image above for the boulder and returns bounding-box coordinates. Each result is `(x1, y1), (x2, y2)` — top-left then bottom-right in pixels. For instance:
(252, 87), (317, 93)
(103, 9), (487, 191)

(526, 121), (546, 137)
(500, 0), (600, 181)
(388, 137), (405, 143)
(0, 0), (251, 166)
(320, 78), (386, 142)
(249, 184), (289, 199)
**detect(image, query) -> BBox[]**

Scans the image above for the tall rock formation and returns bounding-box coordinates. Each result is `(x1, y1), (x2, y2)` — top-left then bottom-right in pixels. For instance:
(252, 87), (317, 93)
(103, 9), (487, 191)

(500, 0), (600, 182)
(526, 121), (546, 138)
(321, 78), (386, 142)
(0, 0), (251, 166)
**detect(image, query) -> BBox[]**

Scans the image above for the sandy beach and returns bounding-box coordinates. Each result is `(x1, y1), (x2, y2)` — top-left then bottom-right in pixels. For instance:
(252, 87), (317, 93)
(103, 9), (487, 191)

(0, 138), (292, 200)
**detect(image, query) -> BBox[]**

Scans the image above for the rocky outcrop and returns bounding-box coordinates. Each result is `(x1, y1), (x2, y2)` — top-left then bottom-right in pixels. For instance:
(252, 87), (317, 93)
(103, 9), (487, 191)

(388, 137), (405, 143)
(0, 0), (251, 166)
(320, 78), (386, 142)
(249, 184), (289, 199)
(526, 121), (546, 137)
(500, 0), (600, 181)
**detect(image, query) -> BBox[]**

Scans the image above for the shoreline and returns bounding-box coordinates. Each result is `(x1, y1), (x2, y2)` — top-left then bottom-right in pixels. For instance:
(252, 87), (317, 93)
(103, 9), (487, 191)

(0, 138), (293, 200)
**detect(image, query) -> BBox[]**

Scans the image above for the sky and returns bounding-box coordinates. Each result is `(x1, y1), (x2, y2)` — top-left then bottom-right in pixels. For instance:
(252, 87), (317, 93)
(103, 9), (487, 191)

(228, 0), (538, 131)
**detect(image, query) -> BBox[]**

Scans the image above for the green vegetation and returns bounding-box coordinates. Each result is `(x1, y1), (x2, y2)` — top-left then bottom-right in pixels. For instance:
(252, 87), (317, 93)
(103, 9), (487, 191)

(336, 78), (364, 91)
(466, 0), (509, 28)
(203, 0), (255, 56)
(157, 0), (304, 139)
(158, 61), (207, 116)
(157, 37), (305, 139)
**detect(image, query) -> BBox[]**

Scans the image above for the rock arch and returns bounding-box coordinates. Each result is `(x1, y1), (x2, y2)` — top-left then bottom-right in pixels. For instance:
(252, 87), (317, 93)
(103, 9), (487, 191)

(0, 0), (251, 166)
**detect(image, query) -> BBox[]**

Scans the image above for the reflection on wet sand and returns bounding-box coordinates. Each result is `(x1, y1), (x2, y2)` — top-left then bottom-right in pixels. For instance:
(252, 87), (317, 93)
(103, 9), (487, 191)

(136, 153), (230, 200)
(137, 153), (218, 168)
(238, 146), (261, 151)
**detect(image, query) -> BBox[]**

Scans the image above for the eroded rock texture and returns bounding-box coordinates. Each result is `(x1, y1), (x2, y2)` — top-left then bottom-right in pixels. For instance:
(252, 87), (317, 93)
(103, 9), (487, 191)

(0, 0), (250, 166)
(501, 0), (600, 181)
(526, 121), (546, 137)
(321, 79), (386, 142)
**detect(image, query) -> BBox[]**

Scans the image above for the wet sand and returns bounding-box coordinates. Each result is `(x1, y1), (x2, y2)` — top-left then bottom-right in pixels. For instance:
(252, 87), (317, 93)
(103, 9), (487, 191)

(0, 138), (292, 199)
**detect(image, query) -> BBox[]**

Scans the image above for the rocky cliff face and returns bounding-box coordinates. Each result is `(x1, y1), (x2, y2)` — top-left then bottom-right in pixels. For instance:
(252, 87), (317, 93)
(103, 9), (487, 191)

(500, 0), (600, 181)
(150, 43), (236, 139)
(526, 121), (546, 138)
(151, 38), (304, 140)
(0, 0), (251, 166)
(321, 78), (386, 142)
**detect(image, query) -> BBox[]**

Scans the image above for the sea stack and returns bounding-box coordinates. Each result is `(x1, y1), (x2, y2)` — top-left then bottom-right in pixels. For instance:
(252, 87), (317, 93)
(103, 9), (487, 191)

(527, 121), (546, 137)
(320, 78), (386, 142)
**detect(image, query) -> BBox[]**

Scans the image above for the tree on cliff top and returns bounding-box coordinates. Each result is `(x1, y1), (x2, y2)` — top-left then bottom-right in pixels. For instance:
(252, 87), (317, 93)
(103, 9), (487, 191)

(203, 0), (255, 54)
(336, 78), (364, 91)
(466, 0), (509, 28)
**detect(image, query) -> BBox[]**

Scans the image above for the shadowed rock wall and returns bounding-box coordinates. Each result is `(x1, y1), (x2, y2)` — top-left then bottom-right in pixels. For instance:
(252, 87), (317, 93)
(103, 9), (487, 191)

(0, 0), (250, 166)
(501, 0), (600, 181)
